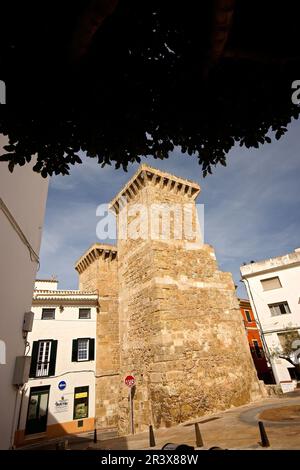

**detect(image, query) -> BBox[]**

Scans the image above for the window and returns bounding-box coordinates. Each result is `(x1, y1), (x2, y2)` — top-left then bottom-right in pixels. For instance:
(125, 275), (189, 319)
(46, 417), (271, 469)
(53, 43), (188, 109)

(268, 301), (291, 317)
(72, 338), (95, 362)
(36, 341), (51, 376)
(78, 339), (89, 361)
(245, 310), (252, 322)
(25, 386), (50, 435)
(29, 340), (58, 378)
(42, 308), (55, 320)
(261, 276), (282, 291)
(252, 339), (263, 358)
(73, 386), (89, 420)
(79, 308), (91, 319)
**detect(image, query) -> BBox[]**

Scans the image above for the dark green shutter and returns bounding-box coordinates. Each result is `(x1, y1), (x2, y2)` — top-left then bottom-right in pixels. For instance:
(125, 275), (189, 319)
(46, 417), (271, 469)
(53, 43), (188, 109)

(29, 341), (39, 378)
(72, 339), (78, 362)
(48, 340), (58, 376)
(89, 339), (95, 361)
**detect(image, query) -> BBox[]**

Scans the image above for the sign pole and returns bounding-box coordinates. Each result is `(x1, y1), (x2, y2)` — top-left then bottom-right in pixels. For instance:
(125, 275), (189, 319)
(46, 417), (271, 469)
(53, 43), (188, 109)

(129, 388), (134, 435)
(125, 375), (135, 435)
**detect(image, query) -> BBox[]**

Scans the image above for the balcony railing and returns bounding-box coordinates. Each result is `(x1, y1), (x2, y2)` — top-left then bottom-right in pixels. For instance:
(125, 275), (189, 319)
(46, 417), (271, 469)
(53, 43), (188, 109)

(36, 362), (50, 377)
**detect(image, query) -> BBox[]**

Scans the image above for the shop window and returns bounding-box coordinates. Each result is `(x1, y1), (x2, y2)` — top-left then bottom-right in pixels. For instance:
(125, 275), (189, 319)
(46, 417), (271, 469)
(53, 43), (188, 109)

(73, 386), (89, 420)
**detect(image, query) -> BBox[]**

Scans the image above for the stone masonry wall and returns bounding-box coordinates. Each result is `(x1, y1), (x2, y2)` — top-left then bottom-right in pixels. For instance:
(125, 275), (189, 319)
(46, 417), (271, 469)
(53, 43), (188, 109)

(114, 166), (262, 433)
(77, 246), (120, 430)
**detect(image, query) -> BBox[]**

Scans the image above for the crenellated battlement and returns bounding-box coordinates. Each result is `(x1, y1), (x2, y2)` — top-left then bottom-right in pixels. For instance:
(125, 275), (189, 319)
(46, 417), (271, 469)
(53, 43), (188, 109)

(109, 164), (201, 214)
(75, 243), (117, 274)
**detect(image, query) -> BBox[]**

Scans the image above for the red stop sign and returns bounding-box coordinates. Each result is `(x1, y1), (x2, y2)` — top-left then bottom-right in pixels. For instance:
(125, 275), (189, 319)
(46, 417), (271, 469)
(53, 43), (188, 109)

(125, 375), (135, 387)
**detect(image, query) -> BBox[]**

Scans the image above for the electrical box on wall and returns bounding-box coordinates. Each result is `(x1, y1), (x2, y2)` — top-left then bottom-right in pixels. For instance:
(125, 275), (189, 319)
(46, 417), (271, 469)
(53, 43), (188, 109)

(23, 311), (34, 332)
(12, 356), (31, 386)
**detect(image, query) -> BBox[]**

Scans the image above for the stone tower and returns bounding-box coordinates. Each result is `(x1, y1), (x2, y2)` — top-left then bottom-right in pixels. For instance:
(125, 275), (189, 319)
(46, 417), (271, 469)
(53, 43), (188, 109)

(75, 243), (120, 430)
(109, 164), (262, 434)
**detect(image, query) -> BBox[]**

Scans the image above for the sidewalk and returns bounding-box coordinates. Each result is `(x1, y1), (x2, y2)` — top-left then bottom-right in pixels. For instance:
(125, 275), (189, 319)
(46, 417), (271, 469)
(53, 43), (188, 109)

(20, 391), (300, 451)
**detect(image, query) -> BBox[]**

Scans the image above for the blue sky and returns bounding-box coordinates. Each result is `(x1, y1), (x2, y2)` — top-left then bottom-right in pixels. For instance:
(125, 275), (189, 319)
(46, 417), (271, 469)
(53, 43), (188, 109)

(38, 119), (300, 297)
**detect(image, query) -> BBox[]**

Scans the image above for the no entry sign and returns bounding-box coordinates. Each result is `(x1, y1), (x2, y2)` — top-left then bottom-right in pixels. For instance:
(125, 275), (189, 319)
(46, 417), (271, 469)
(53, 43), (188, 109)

(125, 375), (135, 387)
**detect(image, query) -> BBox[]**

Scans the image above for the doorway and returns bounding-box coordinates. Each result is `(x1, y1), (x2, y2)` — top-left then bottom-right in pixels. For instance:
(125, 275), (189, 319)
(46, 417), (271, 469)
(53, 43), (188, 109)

(25, 385), (50, 435)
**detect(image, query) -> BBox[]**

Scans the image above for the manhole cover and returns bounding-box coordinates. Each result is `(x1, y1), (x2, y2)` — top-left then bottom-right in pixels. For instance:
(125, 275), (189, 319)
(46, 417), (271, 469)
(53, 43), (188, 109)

(259, 405), (300, 422)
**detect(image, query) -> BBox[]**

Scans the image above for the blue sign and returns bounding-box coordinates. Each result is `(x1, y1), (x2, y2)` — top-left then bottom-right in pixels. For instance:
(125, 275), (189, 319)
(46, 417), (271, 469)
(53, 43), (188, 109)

(58, 380), (66, 391)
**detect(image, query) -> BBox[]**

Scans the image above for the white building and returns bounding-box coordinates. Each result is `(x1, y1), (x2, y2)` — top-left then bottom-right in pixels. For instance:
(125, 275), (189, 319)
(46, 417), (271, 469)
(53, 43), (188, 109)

(15, 280), (98, 447)
(0, 135), (49, 449)
(241, 248), (300, 392)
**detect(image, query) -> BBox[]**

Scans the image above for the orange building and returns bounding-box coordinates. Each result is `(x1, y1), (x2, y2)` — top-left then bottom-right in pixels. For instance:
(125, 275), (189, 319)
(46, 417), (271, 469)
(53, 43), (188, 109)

(239, 298), (274, 384)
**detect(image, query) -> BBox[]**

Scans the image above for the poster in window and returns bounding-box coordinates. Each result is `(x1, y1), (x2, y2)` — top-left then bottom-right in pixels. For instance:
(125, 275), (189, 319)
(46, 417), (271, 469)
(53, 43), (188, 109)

(74, 387), (89, 419)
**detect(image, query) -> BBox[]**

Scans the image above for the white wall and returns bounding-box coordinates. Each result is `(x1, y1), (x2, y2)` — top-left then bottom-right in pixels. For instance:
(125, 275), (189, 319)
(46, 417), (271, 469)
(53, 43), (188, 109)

(242, 259), (300, 388)
(35, 280), (58, 291)
(18, 303), (96, 432)
(244, 265), (300, 332)
(0, 135), (49, 449)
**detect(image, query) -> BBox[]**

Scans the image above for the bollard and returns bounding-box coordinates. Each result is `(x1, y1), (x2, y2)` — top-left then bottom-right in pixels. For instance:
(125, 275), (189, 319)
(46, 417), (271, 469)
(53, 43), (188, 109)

(93, 428), (97, 443)
(258, 421), (270, 448)
(149, 425), (156, 447)
(194, 423), (204, 448)
(55, 442), (61, 451)
(56, 440), (68, 450)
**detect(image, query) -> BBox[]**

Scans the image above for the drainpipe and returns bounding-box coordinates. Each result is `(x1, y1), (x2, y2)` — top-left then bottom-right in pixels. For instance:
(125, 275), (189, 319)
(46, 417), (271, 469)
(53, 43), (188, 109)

(241, 277), (272, 364)
(10, 386), (21, 449)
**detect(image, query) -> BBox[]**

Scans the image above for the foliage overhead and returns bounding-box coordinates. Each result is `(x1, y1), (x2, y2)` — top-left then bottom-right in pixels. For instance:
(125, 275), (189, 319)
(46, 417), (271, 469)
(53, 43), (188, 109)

(0, 0), (299, 177)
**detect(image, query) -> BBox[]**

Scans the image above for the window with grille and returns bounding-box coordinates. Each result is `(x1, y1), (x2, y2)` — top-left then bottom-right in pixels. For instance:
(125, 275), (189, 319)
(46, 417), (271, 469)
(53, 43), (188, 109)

(261, 276), (282, 291)
(268, 301), (291, 317)
(79, 308), (91, 319)
(42, 308), (55, 320)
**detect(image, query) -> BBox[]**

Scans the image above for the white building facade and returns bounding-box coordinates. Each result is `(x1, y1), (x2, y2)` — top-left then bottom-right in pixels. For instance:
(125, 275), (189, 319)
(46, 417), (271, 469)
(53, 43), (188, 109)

(241, 248), (300, 392)
(15, 280), (98, 447)
(0, 135), (49, 449)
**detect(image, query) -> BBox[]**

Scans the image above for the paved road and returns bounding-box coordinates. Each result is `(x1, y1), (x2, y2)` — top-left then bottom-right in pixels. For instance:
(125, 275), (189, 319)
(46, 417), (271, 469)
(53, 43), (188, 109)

(20, 390), (300, 451)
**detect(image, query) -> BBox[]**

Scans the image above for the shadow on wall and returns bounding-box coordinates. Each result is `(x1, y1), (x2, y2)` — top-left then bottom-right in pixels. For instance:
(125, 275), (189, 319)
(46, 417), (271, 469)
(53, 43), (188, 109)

(14, 392), (127, 450)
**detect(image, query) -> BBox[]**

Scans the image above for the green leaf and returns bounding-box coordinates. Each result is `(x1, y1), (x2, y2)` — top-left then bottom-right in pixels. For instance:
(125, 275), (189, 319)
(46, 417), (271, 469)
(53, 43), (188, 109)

(8, 161), (15, 173)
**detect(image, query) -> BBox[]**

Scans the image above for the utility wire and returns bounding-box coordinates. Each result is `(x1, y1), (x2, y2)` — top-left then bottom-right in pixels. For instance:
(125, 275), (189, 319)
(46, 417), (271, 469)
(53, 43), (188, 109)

(0, 197), (40, 266)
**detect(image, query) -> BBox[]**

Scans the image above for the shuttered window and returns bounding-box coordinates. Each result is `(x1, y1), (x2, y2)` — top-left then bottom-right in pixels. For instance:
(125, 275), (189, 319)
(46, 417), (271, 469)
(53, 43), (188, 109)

(268, 302), (291, 317)
(72, 338), (95, 362)
(29, 339), (58, 378)
(261, 277), (282, 291)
